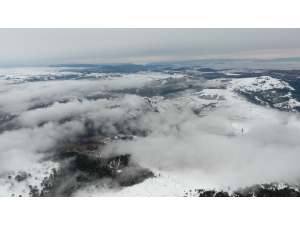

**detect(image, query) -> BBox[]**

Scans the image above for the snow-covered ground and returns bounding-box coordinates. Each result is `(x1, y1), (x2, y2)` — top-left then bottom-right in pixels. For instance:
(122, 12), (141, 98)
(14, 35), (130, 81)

(229, 76), (300, 111)
(274, 99), (300, 111)
(74, 167), (210, 197)
(229, 76), (294, 92)
(143, 95), (216, 113)
(0, 161), (59, 197)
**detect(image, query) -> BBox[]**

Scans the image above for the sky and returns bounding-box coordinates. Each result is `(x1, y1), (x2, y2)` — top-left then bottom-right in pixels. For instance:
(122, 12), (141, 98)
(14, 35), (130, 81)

(1, 29), (300, 66)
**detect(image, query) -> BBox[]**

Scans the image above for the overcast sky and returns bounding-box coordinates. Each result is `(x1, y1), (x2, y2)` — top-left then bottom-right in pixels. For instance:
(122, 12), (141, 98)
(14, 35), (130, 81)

(1, 29), (300, 65)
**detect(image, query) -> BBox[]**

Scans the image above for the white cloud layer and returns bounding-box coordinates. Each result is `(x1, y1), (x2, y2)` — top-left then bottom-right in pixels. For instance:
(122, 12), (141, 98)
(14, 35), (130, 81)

(2, 70), (300, 194)
(102, 103), (300, 189)
(1, 29), (300, 65)
(0, 76), (150, 112)
(0, 121), (85, 173)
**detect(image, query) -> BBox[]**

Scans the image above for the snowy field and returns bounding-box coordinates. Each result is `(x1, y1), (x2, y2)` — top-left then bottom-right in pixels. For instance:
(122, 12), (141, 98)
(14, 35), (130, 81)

(0, 161), (59, 197)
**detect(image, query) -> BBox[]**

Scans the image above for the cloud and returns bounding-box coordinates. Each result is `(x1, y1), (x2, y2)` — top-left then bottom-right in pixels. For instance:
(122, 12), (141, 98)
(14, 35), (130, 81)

(0, 120), (85, 173)
(0, 71), (151, 183)
(2, 68), (300, 194)
(0, 75), (150, 112)
(1, 29), (300, 65)
(18, 94), (147, 129)
(102, 105), (300, 189)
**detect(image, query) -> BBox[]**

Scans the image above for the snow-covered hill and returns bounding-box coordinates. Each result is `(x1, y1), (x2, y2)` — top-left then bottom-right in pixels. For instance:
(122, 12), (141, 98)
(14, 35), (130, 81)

(229, 76), (300, 112)
(229, 76), (294, 92)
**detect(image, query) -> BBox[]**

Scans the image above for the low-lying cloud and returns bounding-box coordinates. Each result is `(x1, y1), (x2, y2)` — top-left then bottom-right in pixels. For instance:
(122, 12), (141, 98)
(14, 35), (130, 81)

(2, 70), (300, 194)
(103, 105), (300, 189)
(0, 75), (150, 112)
(0, 120), (85, 173)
